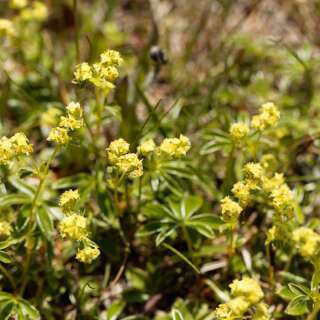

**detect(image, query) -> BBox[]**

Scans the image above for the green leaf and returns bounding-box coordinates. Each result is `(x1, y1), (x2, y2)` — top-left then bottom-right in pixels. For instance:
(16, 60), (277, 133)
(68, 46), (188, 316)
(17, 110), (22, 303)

(311, 269), (320, 291)
(181, 195), (203, 218)
(0, 301), (15, 320)
(36, 206), (54, 240)
(0, 251), (11, 264)
(162, 243), (200, 274)
(288, 283), (311, 296)
(106, 300), (126, 320)
(142, 203), (174, 220)
(278, 286), (300, 301)
(0, 194), (31, 208)
(8, 177), (35, 197)
(285, 295), (310, 316)
(172, 309), (184, 320)
(155, 227), (177, 246)
(16, 298), (40, 319)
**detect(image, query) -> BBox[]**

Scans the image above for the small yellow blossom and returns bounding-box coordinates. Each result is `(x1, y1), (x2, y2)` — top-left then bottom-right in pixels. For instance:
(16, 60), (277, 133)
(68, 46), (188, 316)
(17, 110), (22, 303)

(10, 132), (33, 155)
(94, 64), (119, 82)
(59, 189), (80, 213)
(227, 296), (250, 315)
(20, 1), (48, 22)
(159, 135), (191, 158)
(0, 19), (16, 37)
(220, 196), (243, 225)
(10, 0), (27, 9)
(76, 245), (100, 264)
(251, 102), (280, 131)
(293, 227), (320, 258)
(116, 153), (143, 179)
(230, 122), (249, 141)
(262, 173), (285, 194)
(229, 277), (264, 304)
(270, 183), (293, 211)
(0, 222), (12, 237)
(59, 214), (88, 240)
(59, 102), (83, 130)
(106, 138), (130, 164)
(253, 302), (270, 320)
(41, 107), (62, 127)
(138, 139), (156, 156)
(243, 162), (264, 182)
(214, 304), (233, 319)
(0, 137), (14, 165)
(74, 63), (93, 82)
(47, 127), (70, 145)
(100, 49), (123, 66)
(232, 181), (251, 206)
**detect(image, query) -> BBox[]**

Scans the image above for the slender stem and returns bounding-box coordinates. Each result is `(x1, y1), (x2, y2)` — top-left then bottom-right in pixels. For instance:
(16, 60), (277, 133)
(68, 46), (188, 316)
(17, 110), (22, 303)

(266, 243), (275, 289)
(20, 147), (59, 296)
(182, 224), (193, 256)
(0, 263), (15, 289)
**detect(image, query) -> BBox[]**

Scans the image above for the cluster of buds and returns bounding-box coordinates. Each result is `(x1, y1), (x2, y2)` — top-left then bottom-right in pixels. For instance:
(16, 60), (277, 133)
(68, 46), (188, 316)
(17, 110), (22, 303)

(74, 49), (123, 91)
(47, 102), (83, 145)
(292, 227), (320, 259)
(0, 132), (33, 165)
(214, 277), (269, 320)
(229, 102), (280, 145)
(58, 189), (100, 264)
(106, 138), (143, 179)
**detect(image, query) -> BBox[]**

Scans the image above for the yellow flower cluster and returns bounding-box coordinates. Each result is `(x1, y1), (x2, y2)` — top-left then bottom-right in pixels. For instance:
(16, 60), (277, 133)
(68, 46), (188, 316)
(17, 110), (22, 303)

(159, 135), (191, 158)
(59, 213), (88, 241)
(47, 102), (83, 145)
(0, 221), (12, 237)
(10, 0), (27, 9)
(251, 102), (280, 131)
(229, 122), (249, 141)
(18, 1), (48, 22)
(76, 245), (100, 264)
(59, 189), (80, 214)
(220, 196), (243, 226)
(138, 139), (156, 156)
(214, 277), (269, 320)
(0, 132), (33, 165)
(106, 138), (143, 179)
(0, 19), (16, 37)
(58, 189), (100, 263)
(74, 49), (123, 90)
(292, 227), (320, 258)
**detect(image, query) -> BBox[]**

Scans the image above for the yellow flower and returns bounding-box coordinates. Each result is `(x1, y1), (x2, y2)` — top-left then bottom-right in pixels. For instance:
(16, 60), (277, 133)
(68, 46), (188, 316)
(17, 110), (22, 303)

(293, 227), (320, 258)
(232, 181), (251, 206)
(0, 137), (14, 165)
(74, 63), (93, 82)
(94, 64), (119, 82)
(89, 77), (115, 90)
(138, 139), (156, 156)
(59, 189), (80, 213)
(214, 304), (233, 319)
(0, 19), (16, 37)
(10, 0), (27, 9)
(253, 302), (270, 320)
(227, 296), (250, 315)
(229, 277), (264, 304)
(100, 49), (123, 66)
(243, 162), (264, 182)
(0, 222), (12, 237)
(116, 153), (143, 179)
(41, 107), (62, 127)
(220, 196), (243, 225)
(47, 127), (70, 145)
(270, 183), (293, 212)
(251, 102), (280, 131)
(76, 245), (100, 264)
(106, 138), (130, 164)
(230, 122), (249, 141)
(10, 132), (33, 155)
(159, 135), (191, 158)
(262, 173), (284, 194)
(20, 1), (48, 22)
(59, 102), (83, 130)
(59, 214), (88, 240)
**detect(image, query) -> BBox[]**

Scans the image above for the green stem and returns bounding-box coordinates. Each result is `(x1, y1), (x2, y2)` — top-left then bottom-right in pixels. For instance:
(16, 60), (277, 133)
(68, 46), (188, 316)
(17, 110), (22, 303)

(182, 224), (193, 256)
(0, 263), (15, 289)
(307, 303), (320, 320)
(20, 146), (59, 296)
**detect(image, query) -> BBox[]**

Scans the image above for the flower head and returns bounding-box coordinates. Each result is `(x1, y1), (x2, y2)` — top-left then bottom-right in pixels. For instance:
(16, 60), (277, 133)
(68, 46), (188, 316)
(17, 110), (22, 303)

(229, 277), (264, 304)
(47, 127), (70, 145)
(293, 227), (320, 258)
(243, 162), (264, 182)
(0, 222), (12, 237)
(74, 63), (93, 83)
(59, 214), (88, 241)
(106, 138), (130, 164)
(116, 153), (143, 178)
(59, 189), (80, 213)
(220, 196), (243, 225)
(232, 181), (251, 206)
(76, 245), (100, 264)
(230, 122), (249, 141)
(251, 102), (280, 131)
(100, 49), (123, 66)
(159, 135), (191, 158)
(138, 139), (156, 156)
